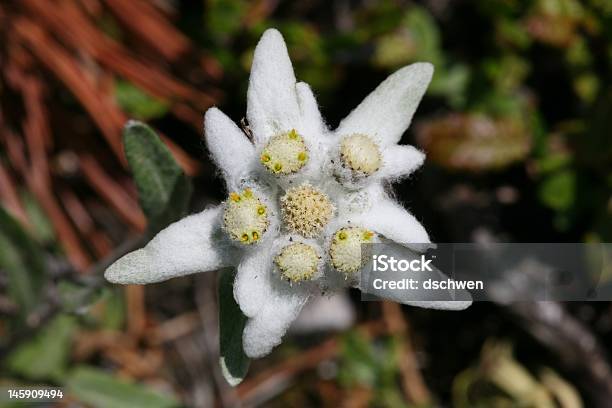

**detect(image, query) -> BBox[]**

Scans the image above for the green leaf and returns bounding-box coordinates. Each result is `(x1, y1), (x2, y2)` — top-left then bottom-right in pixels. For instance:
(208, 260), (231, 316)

(372, 6), (444, 70)
(218, 268), (250, 386)
(538, 170), (577, 211)
(65, 366), (179, 408)
(403, 6), (443, 65)
(123, 121), (193, 234)
(339, 331), (377, 387)
(83, 287), (124, 330)
(536, 153), (572, 173)
(6, 315), (76, 381)
(205, 0), (249, 42)
(20, 190), (55, 244)
(115, 81), (169, 120)
(429, 64), (470, 107)
(101, 288), (126, 330)
(0, 206), (46, 317)
(57, 281), (106, 315)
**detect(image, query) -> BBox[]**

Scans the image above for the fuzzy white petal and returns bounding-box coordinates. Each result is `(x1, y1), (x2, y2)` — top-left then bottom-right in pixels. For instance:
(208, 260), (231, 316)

(353, 193), (430, 250)
(400, 300), (472, 310)
(105, 206), (231, 284)
(362, 276), (472, 309)
(247, 29), (300, 144)
(359, 244), (472, 309)
(296, 81), (326, 136)
(290, 291), (355, 333)
(380, 145), (425, 180)
(204, 107), (254, 188)
(361, 280), (472, 310)
(242, 285), (310, 358)
(233, 245), (274, 318)
(336, 62), (433, 146)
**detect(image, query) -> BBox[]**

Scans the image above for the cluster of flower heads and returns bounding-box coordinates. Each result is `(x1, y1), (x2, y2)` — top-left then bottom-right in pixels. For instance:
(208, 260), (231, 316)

(105, 29), (470, 362)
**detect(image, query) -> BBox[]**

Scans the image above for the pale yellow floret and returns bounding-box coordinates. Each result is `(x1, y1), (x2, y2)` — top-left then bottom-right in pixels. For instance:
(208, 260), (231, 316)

(260, 129), (309, 175)
(223, 188), (269, 245)
(329, 227), (376, 276)
(339, 134), (382, 176)
(280, 183), (334, 238)
(274, 243), (320, 283)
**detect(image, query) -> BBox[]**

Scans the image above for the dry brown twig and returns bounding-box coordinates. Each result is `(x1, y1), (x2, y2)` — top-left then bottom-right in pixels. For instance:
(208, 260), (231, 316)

(21, 0), (218, 108)
(79, 154), (146, 232)
(101, 0), (223, 83)
(236, 320), (387, 406)
(1, 0), (223, 273)
(509, 302), (612, 407)
(102, 0), (192, 62)
(381, 301), (432, 406)
(13, 17), (201, 173)
(0, 163), (29, 226)
(4, 52), (92, 270)
(58, 187), (113, 258)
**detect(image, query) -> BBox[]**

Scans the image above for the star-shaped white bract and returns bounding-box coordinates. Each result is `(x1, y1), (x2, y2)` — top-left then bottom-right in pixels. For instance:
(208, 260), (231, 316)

(105, 29), (470, 360)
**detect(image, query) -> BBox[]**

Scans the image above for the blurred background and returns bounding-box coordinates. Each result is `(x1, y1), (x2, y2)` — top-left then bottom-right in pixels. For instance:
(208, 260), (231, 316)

(1, 0), (611, 406)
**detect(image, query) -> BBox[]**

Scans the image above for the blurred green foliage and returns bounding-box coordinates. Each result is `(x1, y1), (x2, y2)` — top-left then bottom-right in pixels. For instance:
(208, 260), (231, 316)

(1, 123), (189, 406)
(0, 207), (46, 320)
(453, 340), (582, 407)
(338, 331), (407, 407)
(65, 366), (180, 408)
(19, 191), (55, 245)
(115, 81), (170, 121)
(6, 315), (76, 382)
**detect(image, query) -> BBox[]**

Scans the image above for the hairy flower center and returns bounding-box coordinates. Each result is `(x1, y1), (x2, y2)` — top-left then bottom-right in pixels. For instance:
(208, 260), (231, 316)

(329, 227), (375, 275)
(339, 134), (382, 176)
(260, 129), (308, 175)
(223, 188), (269, 245)
(280, 183), (333, 238)
(275, 243), (320, 282)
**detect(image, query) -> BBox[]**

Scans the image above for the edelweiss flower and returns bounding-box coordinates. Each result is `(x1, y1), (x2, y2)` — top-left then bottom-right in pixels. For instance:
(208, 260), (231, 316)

(105, 29), (470, 360)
